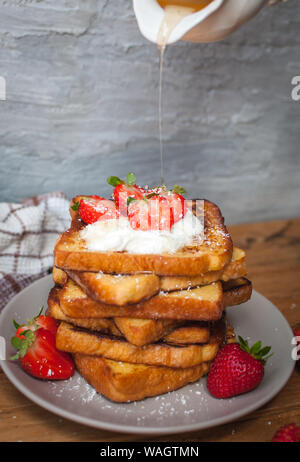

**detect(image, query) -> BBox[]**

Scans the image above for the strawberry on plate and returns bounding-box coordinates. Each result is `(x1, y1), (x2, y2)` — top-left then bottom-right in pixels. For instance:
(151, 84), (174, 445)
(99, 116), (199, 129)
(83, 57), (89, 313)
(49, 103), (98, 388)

(128, 195), (174, 231)
(272, 423), (300, 442)
(293, 323), (300, 370)
(72, 195), (119, 224)
(207, 336), (272, 399)
(107, 173), (144, 215)
(10, 311), (74, 380)
(14, 308), (58, 339)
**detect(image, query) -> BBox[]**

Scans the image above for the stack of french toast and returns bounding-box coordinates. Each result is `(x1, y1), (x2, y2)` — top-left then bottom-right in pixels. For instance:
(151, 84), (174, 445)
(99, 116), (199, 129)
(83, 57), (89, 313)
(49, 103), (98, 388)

(48, 191), (252, 402)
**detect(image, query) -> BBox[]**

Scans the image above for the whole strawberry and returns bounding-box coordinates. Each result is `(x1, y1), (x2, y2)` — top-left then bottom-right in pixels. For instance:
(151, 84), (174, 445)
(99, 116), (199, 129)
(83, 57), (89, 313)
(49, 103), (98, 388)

(207, 336), (272, 399)
(272, 423), (300, 442)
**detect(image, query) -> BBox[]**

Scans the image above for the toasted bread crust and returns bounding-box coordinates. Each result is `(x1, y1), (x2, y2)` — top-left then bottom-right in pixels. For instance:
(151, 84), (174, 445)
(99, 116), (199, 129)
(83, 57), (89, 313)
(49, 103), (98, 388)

(114, 317), (179, 346)
(54, 199), (233, 276)
(164, 323), (210, 345)
(53, 246), (245, 306)
(66, 270), (160, 306)
(222, 278), (252, 307)
(47, 295), (121, 336)
(56, 319), (225, 368)
(73, 354), (210, 402)
(55, 280), (224, 321)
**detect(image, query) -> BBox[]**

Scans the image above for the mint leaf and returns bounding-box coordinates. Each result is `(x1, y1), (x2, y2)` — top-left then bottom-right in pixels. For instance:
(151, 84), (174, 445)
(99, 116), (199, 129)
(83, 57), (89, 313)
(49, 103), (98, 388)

(126, 172), (136, 186)
(107, 176), (123, 187)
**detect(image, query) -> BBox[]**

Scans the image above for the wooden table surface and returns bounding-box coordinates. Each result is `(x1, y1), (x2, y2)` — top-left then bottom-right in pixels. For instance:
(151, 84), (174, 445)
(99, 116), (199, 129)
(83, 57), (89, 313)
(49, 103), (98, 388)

(0, 218), (299, 442)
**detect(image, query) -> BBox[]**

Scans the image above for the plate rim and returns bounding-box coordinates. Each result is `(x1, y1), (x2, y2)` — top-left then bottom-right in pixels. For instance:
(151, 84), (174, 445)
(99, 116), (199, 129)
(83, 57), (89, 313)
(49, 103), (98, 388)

(0, 275), (295, 436)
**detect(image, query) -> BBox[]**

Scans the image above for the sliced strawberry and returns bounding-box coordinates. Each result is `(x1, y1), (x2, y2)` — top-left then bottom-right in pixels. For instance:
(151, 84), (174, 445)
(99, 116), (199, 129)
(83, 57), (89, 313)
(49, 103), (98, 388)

(18, 328), (74, 380)
(78, 197), (119, 224)
(113, 183), (144, 215)
(11, 313), (74, 380)
(107, 173), (144, 215)
(128, 195), (174, 231)
(14, 309), (58, 339)
(163, 191), (187, 224)
(127, 199), (150, 231)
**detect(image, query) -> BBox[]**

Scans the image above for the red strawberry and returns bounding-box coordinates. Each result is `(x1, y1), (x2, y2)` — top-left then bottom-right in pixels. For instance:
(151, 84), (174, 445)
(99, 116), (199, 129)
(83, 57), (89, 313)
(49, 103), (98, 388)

(272, 423), (300, 442)
(73, 195), (119, 224)
(107, 173), (144, 215)
(162, 191), (187, 224)
(147, 185), (187, 224)
(293, 324), (300, 369)
(10, 314), (74, 380)
(14, 309), (58, 339)
(207, 336), (272, 399)
(128, 195), (174, 231)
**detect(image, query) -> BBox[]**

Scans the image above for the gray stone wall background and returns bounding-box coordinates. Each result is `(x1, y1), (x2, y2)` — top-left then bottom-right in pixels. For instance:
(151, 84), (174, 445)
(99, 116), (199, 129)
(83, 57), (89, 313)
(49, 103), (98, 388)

(0, 0), (299, 224)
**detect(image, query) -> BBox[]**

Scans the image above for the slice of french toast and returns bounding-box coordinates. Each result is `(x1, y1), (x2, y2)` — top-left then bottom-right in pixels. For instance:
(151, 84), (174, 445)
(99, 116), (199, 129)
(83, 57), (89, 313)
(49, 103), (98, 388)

(163, 323), (210, 345)
(48, 294), (211, 346)
(53, 246), (246, 305)
(114, 317), (179, 346)
(55, 279), (224, 321)
(73, 354), (210, 403)
(56, 318), (226, 368)
(54, 199), (233, 276)
(47, 295), (121, 336)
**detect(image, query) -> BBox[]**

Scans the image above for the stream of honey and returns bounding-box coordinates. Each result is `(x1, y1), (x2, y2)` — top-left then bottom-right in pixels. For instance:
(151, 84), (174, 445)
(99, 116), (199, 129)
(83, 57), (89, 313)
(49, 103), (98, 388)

(156, 1), (213, 184)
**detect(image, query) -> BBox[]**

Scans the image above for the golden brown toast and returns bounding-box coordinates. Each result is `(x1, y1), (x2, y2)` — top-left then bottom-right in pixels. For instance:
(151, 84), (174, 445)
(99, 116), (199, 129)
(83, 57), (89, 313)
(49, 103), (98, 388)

(48, 294), (210, 346)
(114, 317), (179, 346)
(222, 277), (252, 308)
(73, 354), (210, 402)
(56, 319), (226, 368)
(55, 279), (224, 321)
(160, 246), (246, 290)
(47, 294), (121, 336)
(65, 270), (160, 306)
(52, 246), (246, 305)
(54, 199), (233, 276)
(163, 323), (210, 345)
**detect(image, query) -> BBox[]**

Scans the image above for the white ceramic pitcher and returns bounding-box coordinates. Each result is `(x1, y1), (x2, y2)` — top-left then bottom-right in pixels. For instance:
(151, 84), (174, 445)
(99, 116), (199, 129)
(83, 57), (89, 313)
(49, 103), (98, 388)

(133, 0), (278, 44)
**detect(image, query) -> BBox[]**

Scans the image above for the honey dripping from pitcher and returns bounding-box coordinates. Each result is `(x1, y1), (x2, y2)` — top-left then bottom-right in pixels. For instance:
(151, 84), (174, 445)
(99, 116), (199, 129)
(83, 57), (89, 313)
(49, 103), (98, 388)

(157, 2), (210, 184)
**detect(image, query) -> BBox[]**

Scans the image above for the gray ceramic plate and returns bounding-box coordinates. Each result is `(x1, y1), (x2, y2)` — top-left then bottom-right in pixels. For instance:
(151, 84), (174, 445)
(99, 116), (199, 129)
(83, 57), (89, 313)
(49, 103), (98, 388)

(0, 275), (295, 436)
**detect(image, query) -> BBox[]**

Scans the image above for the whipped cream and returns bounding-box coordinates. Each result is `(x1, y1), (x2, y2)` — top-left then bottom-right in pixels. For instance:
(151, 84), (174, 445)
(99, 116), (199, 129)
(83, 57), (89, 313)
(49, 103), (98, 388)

(80, 209), (203, 255)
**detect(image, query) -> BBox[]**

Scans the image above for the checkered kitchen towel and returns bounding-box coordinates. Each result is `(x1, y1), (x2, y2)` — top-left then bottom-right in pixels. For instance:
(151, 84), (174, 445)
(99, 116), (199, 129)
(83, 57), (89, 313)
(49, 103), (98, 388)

(0, 192), (70, 311)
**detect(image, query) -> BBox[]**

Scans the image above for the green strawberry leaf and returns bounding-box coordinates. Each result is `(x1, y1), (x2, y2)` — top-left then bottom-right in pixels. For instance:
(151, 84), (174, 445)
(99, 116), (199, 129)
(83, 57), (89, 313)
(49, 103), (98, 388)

(12, 319), (21, 330)
(11, 336), (22, 350)
(259, 346), (272, 357)
(19, 340), (30, 358)
(126, 172), (136, 186)
(107, 176), (123, 187)
(238, 336), (250, 353)
(71, 201), (80, 211)
(9, 353), (20, 360)
(172, 185), (187, 195)
(145, 192), (159, 199)
(250, 341), (262, 355)
(238, 336), (273, 365)
(33, 306), (44, 320)
(127, 197), (137, 206)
